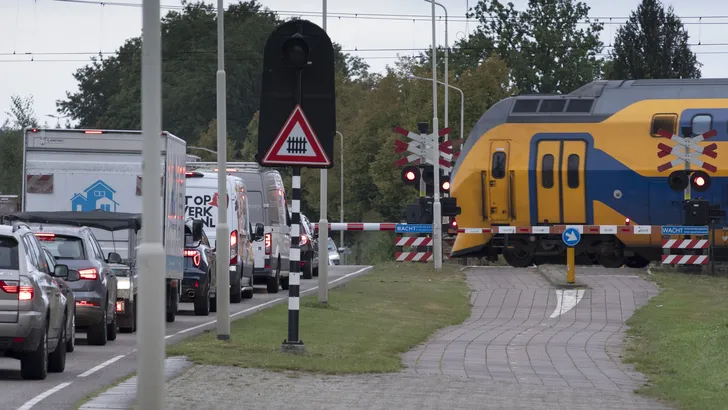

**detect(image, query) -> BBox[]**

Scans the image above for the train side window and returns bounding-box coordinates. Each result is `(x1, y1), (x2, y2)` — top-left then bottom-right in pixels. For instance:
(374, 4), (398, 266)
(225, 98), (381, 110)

(541, 154), (554, 188)
(691, 114), (712, 135)
(491, 152), (506, 179)
(567, 154), (580, 188)
(651, 113), (677, 137)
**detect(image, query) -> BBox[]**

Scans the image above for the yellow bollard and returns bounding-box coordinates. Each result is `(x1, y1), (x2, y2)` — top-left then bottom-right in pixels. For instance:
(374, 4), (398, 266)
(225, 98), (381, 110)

(566, 246), (575, 284)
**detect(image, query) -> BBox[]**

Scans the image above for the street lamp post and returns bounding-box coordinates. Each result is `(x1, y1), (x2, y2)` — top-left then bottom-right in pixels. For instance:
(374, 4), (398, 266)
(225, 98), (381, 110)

(429, 0), (442, 271)
(138, 0), (165, 407)
(408, 75), (464, 143)
(424, 1), (448, 144)
(337, 131), (343, 261)
(318, 0), (330, 303)
(215, 0), (231, 341)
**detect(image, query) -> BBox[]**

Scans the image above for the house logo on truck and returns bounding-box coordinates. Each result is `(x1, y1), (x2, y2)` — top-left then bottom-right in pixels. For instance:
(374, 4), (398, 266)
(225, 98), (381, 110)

(71, 179), (119, 212)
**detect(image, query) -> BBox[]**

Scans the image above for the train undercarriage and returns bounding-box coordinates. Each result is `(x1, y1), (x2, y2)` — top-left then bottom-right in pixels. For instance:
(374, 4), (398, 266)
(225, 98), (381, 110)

(478, 234), (661, 269)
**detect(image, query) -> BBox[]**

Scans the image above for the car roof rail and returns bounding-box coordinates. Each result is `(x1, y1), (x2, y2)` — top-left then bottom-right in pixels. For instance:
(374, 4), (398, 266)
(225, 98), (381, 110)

(12, 222), (31, 232)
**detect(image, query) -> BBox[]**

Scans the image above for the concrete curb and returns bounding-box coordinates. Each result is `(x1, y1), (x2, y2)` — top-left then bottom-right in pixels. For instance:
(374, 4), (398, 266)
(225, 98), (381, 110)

(536, 264), (589, 289)
(79, 266), (375, 410)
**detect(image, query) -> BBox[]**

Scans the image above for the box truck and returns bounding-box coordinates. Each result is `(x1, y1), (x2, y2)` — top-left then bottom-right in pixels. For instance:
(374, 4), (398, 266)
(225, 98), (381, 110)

(21, 128), (187, 323)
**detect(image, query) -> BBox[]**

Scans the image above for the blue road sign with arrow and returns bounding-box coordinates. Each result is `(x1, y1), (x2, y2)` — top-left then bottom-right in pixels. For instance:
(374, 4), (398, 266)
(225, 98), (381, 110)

(562, 227), (581, 247)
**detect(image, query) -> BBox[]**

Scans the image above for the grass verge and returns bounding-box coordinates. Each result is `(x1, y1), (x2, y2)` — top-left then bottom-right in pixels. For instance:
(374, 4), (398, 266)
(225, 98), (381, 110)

(623, 270), (728, 410)
(167, 262), (470, 373)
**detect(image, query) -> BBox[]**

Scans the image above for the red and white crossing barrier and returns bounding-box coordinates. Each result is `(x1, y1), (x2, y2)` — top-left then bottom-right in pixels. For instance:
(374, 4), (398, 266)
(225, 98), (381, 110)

(312, 223), (397, 231)
(662, 239), (709, 249)
(661, 254), (709, 265)
(395, 237), (433, 247)
(457, 225), (654, 234)
(395, 251), (433, 262)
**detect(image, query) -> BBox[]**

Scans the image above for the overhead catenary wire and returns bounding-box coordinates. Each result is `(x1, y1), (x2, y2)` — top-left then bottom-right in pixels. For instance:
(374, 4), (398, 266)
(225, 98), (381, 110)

(46, 0), (728, 25)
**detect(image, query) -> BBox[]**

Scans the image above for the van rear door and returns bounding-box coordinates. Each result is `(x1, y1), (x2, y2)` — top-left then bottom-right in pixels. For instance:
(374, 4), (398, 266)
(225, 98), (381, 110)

(0, 235), (20, 323)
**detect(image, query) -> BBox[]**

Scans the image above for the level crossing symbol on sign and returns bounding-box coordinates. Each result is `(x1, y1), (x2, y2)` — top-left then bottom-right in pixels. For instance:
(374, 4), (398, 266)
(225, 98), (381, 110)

(562, 227), (581, 247)
(260, 104), (331, 167)
(655, 129), (719, 173)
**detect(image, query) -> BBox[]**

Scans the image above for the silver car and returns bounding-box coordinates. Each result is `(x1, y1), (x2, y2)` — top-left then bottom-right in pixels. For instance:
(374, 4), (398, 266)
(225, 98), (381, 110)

(0, 224), (76, 380)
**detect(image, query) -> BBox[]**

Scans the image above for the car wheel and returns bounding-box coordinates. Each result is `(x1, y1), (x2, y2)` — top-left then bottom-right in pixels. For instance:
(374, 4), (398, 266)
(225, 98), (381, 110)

(66, 310), (75, 353)
(302, 258), (313, 280)
(313, 263), (319, 277)
(49, 315), (67, 373)
(107, 305), (118, 341)
(88, 304), (108, 346)
(20, 322), (48, 380)
(280, 276), (289, 290)
(194, 284), (211, 316)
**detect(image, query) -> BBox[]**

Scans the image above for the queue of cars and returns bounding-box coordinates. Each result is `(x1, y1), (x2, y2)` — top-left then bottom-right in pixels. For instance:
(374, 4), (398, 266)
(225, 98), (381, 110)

(1, 128), (345, 380)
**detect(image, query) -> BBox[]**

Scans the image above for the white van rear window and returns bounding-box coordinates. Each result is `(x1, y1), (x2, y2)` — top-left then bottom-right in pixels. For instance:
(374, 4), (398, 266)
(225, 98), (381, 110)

(247, 191), (264, 224)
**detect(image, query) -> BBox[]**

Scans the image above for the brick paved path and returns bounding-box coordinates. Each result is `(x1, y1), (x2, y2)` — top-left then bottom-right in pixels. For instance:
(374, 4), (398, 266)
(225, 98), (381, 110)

(403, 266), (661, 394)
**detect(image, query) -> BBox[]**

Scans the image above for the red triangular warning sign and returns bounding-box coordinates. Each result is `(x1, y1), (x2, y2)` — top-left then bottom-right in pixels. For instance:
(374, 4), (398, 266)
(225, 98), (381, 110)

(261, 105), (331, 167)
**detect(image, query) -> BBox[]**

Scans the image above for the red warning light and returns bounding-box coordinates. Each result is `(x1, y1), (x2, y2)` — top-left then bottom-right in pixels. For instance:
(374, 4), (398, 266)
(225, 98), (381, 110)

(625, 218), (630, 226)
(405, 171), (416, 181)
(694, 176), (705, 187)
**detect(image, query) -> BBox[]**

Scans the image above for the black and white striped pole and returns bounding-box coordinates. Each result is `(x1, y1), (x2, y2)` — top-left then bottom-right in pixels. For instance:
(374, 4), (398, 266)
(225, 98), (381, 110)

(282, 166), (306, 353)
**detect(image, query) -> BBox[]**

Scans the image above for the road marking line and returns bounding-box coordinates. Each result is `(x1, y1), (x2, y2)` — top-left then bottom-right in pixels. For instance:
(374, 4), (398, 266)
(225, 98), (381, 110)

(549, 289), (586, 319)
(17, 382), (72, 410)
(77, 355), (126, 378)
(165, 266), (373, 339)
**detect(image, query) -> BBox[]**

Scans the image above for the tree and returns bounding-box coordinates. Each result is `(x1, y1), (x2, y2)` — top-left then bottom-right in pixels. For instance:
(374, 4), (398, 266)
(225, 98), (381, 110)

(604, 0), (701, 79)
(6, 95), (39, 129)
(464, 0), (604, 94)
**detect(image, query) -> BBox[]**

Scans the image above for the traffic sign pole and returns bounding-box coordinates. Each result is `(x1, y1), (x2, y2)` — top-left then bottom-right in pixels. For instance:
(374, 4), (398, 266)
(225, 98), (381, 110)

(318, 1), (329, 305)
(566, 247), (575, 284)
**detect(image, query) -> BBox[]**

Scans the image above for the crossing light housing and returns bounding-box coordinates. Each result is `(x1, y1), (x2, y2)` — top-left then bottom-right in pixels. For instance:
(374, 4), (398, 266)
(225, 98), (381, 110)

(401, 166), (420, 187)
(667, 170), (689, 191)
(440, 175), (451, 193)
(441, 197), (461, 217)
(690, 170), (711, 192)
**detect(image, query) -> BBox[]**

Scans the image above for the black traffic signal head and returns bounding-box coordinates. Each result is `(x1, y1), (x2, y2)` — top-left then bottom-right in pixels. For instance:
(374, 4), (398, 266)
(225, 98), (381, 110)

(421, 165), (435, 185)
(281, 33), (310, 69)
(441, 197), (461, 217)
(690, 170), (711, 192)
(667, 170), (711, 192)
(417, 122), (429, 134)
(257, 19), (336, 169)
(401, 166), (420, 186)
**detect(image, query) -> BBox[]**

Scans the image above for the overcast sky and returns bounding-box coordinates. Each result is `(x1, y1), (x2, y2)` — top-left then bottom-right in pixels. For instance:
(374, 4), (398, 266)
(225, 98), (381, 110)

(1, 0), (726, 127)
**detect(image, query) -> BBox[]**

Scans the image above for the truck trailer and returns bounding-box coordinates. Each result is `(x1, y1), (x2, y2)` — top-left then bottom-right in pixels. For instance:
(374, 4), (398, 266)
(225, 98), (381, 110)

(22, 128), (186, 323)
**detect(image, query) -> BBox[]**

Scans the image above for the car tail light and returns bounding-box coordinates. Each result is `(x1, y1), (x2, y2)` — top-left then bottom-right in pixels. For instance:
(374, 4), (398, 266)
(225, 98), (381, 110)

(230, 230), (238, 247)
(264, 233), (271, 255)
(0, 278), (34, 301)
(0, 280), (19, 294)
(300, 234), (309, 246)
(78, 268), (99, 280)
(184, 249), (201, 267)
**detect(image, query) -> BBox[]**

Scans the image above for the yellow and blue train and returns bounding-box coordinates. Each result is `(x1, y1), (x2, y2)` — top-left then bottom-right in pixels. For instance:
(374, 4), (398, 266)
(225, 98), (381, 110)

(449, 79), (728, 268)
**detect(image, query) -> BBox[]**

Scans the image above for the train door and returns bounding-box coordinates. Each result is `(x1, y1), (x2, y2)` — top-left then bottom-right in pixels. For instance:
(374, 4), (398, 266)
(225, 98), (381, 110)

(487, 141), (511, 222)
(535, 140), (587, 224)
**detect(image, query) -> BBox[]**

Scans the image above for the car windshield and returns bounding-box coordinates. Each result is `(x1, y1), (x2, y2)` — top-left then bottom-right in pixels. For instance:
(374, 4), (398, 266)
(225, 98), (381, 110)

(43, 249), (57, 269)
(36, 234), (86, 260)
(328, 238), (336, 251)
(0, 236), (19, 270)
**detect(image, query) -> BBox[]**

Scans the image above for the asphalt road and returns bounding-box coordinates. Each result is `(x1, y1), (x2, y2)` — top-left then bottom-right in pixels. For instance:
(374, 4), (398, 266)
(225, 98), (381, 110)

(1, 265), (370, 410)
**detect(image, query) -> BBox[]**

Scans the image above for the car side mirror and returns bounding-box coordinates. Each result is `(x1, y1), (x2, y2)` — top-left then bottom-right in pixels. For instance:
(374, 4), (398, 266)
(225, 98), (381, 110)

(255, 223), (264, 239)
(67, 268), (80, 282)
(337, 247), (346, 253)
(192, 219), (204, 242)
(54, 264), (69, 278)
(107, 252), (122, 264)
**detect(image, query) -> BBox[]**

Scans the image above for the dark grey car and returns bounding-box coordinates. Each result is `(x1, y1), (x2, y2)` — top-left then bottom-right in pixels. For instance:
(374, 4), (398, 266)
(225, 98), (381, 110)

(30, 225), (119, 346)
(42, 247), (77, 353)
(0, 224), (75, 380)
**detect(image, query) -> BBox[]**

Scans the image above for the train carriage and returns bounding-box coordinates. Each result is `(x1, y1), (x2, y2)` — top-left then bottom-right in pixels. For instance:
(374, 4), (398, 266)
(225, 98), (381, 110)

(449, 79), (728, 268)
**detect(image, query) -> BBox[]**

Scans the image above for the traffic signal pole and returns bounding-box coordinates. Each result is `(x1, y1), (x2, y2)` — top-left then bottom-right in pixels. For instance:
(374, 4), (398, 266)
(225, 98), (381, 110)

(430, 0), (442, 270)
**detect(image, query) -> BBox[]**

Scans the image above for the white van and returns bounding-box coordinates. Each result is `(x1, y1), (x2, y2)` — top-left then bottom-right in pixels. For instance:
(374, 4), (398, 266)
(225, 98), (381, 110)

(186, 162), (291, 293)
(184, 171), (263, 302)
